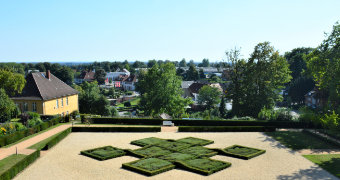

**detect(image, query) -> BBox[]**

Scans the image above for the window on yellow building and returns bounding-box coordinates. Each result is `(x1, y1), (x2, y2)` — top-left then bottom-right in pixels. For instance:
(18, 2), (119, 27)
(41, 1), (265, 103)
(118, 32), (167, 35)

(56, 99), (59, 108)
(66, 97), (69, 105)
(61, 98), (64, 107)
(24, 102), (28, 112)
(32, 102), (37, 112)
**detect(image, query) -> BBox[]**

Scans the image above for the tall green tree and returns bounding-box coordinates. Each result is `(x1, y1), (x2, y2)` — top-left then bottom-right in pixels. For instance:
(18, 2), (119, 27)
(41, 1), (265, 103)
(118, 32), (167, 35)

(94, 69), (106, 84)
(198, 85), (221, 110)
(186, 65), (199, 81)
(179, 58), (187, 67)
(219, 96), (226, 118)
(147, 60), (157, 68)
(0, 88), (16, 122)
(53, 66), (74, 85)
(0, 69), (26, 96)
(136, 63), (192, 117)
(306, 22), (340, 110)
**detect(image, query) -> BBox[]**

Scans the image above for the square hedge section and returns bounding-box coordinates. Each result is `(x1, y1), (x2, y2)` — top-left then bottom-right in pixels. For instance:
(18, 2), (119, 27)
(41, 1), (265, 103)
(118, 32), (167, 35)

(80, 146), (126, 161)
(158, 152), (197, 162)
(220, 145), (266, 160)
(130, 137), (169, 147)
(128, 145), (173, 158)
(176, 158), (231, 175)
(176, 137), (214, 146)
(154, 141), (193, 151)
(122, 158), (175, 176)
(180, 146), (218, 157)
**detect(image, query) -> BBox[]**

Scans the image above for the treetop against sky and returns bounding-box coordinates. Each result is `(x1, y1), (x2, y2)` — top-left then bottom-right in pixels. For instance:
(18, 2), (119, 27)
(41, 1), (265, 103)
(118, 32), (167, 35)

(0, 0), (339, 62)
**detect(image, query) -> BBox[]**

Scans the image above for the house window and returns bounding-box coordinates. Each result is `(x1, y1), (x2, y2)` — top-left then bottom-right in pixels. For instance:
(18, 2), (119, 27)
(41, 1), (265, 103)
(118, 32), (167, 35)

(24, 102), (28, 112)
(32, 102), (37, 112)
(66, 97), (69, 105)
(56, 99), (59, 108)
(61, 98), (64, 107)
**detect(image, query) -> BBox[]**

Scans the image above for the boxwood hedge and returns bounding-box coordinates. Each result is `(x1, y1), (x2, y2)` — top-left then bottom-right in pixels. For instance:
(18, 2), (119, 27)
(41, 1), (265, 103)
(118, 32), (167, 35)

(176, 158), (231, 176)
(219, 145), (266, 160)
(178, 126), (275, 132)
(122, 158), (175, 176)
(81, 146), (126, 161)
(71, 126), (161, 132)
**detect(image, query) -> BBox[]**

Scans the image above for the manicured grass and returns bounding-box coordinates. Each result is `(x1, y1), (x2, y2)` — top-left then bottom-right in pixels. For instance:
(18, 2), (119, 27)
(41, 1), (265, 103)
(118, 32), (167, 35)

(0, 154), (26, 174)
(116, 97), (140, 108)
(303, 154), (340, 178)
(155, 141), (193, 151)
(176, 137), (214, 146)
(81, 146), (126, 161)
(265, 131), (339, 150)
(158, 152), (197, 162)
(3, 123), (66, 148)
(130, 137), (169, 147)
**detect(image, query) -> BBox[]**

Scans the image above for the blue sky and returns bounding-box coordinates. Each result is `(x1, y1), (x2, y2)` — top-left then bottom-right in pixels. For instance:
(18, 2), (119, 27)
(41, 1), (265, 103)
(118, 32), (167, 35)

(0, 0), (339, 62)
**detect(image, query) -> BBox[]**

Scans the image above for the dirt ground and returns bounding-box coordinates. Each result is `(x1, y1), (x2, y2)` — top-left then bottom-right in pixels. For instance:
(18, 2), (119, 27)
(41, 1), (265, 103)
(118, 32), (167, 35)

(14, 132), (339, 180)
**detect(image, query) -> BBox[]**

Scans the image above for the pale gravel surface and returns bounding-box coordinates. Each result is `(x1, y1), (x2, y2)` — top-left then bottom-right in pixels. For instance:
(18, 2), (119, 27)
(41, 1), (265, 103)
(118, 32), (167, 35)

(14, 132), (339, 180)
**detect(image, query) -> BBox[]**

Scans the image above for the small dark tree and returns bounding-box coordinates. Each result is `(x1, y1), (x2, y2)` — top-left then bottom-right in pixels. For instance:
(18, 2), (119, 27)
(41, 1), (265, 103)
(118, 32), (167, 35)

(124, 101), (131, 107)
(219, 96), (226, 118)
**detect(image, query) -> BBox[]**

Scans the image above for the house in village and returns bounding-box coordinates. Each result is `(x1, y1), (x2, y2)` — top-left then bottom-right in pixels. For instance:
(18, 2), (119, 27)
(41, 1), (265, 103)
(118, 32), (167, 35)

(188, 81), (223, 102)
(75, 70), (95, 84)
(11, 71), (79, 116)
(304, 89), (327, 109)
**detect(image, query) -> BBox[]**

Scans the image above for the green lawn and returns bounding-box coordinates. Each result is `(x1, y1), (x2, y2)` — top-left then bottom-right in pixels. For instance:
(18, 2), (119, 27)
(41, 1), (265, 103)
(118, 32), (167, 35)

(303, 154), (340, 178)
(28, 129), (67, 150)
(0, 154), (26, 174)
(2, 123), (67, 148)
(265, 131), (339, 150)
(116, 97), (140, 108)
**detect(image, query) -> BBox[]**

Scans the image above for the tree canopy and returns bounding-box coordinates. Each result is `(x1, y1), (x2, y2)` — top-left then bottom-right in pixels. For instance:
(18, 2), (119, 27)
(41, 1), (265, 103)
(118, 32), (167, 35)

(136, 63), (192, 117)
(198, 85), (221, 110)
(0, 69), (26, 96)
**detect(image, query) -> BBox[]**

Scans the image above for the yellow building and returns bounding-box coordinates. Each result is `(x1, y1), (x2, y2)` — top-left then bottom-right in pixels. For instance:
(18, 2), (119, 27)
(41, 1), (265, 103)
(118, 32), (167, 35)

(11, 71), (79, 116)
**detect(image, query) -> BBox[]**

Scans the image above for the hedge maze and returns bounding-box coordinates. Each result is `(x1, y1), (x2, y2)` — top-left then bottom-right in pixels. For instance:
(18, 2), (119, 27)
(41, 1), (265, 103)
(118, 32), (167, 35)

(80, 137), (266, 176)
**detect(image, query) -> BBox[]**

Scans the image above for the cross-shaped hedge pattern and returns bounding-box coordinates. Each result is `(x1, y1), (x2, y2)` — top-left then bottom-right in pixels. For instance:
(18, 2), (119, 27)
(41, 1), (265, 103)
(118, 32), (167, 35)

(80, 137), (266, 176)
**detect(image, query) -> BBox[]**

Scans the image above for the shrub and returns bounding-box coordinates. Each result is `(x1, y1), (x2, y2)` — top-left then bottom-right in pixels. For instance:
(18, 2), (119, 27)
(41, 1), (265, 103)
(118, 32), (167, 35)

(43, 128), (71, 150)
(176, 137), (214, 146)
(124, 101), (131, 107)
(158, 152), (197, 162)
(178, 126), (275, 132)
(128, 146), (173, 158)
(130, 137), (169, 147)
(122, 158), (175, 176)
(176, 158), (231, 176)
(71, 126), (161, 132)
(27, 118), (43, 128)
(180, 146), (218, 157)
(26, 112), (40, 120)
(320, 111), (339, 131)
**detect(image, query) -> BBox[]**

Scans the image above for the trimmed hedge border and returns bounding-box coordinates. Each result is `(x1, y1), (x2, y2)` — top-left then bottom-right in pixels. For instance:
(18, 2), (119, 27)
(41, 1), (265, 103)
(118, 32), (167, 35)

(0, 116), (62, 147)
(217, 145), (266, 160)
(0, 150), (40, 180)
(42, 128), (72, 150)
(89, 117), (315, 128)
(178, 126), (276, 132)
(81, 146), (126, 161)
(72, 126), (161, 132)
(122, 158), (176, 176)
(175, 158), (231, 176)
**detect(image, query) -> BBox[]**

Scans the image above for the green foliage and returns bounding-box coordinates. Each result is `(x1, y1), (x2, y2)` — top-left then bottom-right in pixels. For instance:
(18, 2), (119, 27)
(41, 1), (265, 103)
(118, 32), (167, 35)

(226, 43), (292, 117)
(29, 127), (71, 150)
(186, 65), (199, 81)
(27, 118), (42, 128)
(124, 101), (131, 107)
(220, 145), (266, 160)
(0, 150), (40, 180)
(176, 158), (231, 176)
(94, 68), (106, 84)
(122, 158), (175, 176)
(306, 22), (340, 110)
(0, 89), (16, 122)
(155, 141), (193, 151)
(320, 111), (339, 130)
(71, 126), (161, 132)
(198, 85), (221, 110)
(258, 107), (294, 121)
(287, 76), (315, 105)
(179, 58), (187, 67)
(0, 69), (26, 96)
(298, 106), (322, 126)
(137, 63), (192, 117)
(178, 126), (275, 132)
(198, 58), (210, 67)
(158, 153), (197, 162)
(81, 146), (126, 161)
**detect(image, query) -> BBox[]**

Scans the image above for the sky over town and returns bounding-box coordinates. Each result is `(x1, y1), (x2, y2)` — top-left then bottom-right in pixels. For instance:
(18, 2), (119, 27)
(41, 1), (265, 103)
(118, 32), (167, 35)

(0, 0), (340, 62)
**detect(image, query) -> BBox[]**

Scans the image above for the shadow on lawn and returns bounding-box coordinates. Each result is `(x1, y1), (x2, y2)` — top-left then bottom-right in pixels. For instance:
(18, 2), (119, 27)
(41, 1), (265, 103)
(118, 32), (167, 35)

(276, 166), (339, 180)
(258, 132), (296, 154)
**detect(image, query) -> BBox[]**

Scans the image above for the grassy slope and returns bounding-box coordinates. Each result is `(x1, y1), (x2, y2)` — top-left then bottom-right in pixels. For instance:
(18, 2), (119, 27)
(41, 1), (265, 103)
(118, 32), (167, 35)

(28, 129), (66, 150)
(116, 97), (140, 108)
(303, 154), (340, 178)
(265, 131), (339, 150)
(0, 154), (26, 174)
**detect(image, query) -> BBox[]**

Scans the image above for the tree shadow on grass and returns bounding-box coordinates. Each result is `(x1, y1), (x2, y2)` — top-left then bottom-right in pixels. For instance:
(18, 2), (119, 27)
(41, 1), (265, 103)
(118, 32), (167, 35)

(259, 132), (296, 154)
(313, 156), (340, 179)
(276, 166), (339, 180)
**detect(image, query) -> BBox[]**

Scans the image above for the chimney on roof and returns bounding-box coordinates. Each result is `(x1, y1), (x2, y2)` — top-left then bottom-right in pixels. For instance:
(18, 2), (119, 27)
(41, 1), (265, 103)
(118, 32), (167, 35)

(47, 70), (51, 80)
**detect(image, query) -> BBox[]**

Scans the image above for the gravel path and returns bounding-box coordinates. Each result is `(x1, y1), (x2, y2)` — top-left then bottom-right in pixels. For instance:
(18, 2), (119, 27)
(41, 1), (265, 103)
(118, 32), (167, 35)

(14, 132), (339, 180)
